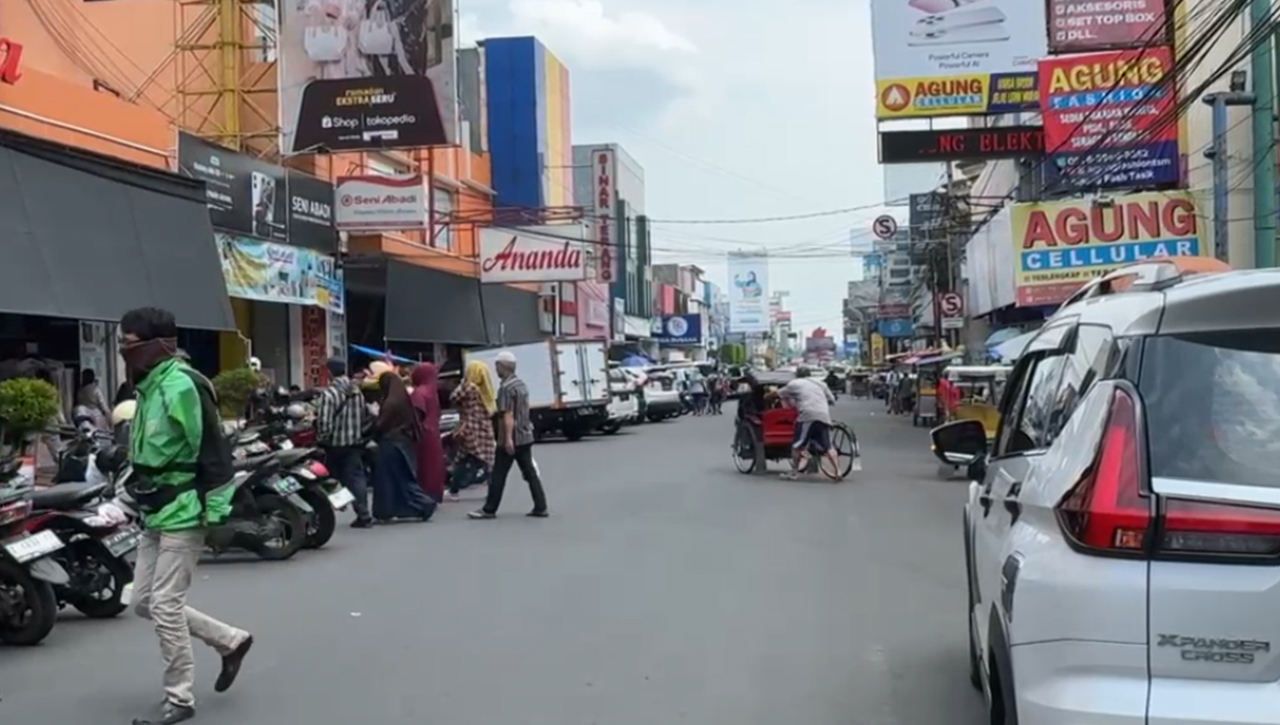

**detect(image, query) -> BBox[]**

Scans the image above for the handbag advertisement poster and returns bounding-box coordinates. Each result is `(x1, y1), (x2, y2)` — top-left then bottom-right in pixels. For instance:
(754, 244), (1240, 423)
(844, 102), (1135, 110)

(278, 0), (458, 153)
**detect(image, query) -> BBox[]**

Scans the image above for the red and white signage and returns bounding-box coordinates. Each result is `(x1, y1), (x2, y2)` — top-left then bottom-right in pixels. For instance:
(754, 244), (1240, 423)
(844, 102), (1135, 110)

(938, 292), (963, 317)
(479, 226), (588, 284)
(592, 148), (615, 283)
(333, 175), (426, 231)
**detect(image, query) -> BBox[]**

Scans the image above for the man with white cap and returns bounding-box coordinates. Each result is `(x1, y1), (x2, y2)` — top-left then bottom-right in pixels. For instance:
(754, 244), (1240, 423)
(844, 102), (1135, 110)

(469, 350), (549, 518)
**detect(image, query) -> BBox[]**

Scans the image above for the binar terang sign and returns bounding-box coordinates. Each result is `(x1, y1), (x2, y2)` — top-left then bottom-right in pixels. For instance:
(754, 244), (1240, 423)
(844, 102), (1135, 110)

(592, 147), (615, 283)
(0, 39), (22, 85)
(479, 225), (588, 284)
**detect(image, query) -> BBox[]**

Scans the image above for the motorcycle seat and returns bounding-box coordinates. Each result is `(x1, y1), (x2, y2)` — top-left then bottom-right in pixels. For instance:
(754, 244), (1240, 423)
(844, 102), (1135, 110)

(273, 448), (314, 467)
(31, 482), (110, 511)
(233, 453), (279, 472)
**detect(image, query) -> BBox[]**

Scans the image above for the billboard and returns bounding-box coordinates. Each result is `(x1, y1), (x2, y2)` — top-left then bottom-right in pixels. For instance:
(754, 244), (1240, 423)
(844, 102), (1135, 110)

(1039, 47), (1179, 190)
(333, 175), (427, 230)
(478, 226), (587, 283)
(871, 0), (1046, 119)
(1047, 0), (1170, 54)
(653, 314), (703, 345)
(179, 133), (286, 241)
(278, 0), (457, 153)
(727, 253), (769, 333)
(1010, 191), (1205, 306)
(485, 37), (573, 209)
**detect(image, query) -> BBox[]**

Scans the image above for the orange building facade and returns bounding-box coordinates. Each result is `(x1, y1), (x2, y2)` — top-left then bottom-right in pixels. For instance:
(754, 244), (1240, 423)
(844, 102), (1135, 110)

(0, 0), (538, 384)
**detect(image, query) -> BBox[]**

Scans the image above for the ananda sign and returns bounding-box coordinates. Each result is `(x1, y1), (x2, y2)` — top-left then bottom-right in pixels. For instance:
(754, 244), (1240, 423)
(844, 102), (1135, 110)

(479, 226), (588, 284)
(0, 38), (22, 85)
(1009, 191), (1206, 306)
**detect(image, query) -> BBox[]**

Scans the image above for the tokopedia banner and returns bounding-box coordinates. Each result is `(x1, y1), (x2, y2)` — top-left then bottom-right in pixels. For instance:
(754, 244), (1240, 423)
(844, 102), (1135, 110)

(1010, 191), (1207, 307)
(727, 253), (769, 333)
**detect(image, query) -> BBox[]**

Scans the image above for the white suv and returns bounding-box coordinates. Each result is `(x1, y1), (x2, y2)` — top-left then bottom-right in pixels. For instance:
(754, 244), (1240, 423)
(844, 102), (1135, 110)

(932, 258), (1280, 725)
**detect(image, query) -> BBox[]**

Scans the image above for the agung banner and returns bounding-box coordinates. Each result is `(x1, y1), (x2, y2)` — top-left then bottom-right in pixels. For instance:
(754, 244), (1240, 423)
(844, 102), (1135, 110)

(1047, 0), (1170, 54)
(278, 0), (457, 153)
(870, 0), (1046, 119)
(1039, 47), (1179, 190)
(1010, 191), (1206, 306)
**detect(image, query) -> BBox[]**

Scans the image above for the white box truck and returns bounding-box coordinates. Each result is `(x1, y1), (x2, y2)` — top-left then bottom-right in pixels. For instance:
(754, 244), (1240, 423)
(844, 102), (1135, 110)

(464, 339), (610, 441)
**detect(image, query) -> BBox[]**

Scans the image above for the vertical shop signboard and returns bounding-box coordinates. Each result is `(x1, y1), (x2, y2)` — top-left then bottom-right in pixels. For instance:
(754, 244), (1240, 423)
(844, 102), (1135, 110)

(593, 148), (616, 283)
(301, 306), (328, 388)
(1039, 47), (1179, 190)
(327, 310), (347, 363)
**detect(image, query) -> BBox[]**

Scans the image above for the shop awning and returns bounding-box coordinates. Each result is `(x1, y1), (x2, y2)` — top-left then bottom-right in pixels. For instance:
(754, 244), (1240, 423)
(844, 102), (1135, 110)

(383, 259), (488, 345)
(0, 128), (234, 330)
(481, 283), (542, 345)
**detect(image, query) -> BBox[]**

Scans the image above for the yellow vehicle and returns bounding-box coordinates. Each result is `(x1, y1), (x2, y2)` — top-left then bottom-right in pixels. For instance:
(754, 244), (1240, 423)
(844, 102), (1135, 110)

(942, 365), (1010, 440)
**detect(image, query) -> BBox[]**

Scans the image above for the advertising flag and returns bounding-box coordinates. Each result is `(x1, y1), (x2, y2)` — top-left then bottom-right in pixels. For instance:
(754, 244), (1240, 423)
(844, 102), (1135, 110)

(1039, 47), (1179, 190)
(278, 0), (457, 153)
(1009, 191), (1206, 306)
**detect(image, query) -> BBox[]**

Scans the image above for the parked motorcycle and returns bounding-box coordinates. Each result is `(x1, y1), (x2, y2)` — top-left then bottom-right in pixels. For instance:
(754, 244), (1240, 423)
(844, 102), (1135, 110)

(112, 401), (313, 561)
(0, 456), (70, 646)
(25, 460), (138, 619)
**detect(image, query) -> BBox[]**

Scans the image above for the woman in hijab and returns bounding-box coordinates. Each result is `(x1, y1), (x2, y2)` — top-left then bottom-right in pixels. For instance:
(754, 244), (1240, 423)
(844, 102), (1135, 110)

(370, 372), (435, 521)
(408, 364), (447, 503)
(447, 360), (497, 501)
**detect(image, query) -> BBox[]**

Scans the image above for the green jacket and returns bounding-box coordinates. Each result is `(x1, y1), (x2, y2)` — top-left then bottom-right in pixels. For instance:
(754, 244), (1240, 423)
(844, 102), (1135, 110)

(131, 358), (234, 531)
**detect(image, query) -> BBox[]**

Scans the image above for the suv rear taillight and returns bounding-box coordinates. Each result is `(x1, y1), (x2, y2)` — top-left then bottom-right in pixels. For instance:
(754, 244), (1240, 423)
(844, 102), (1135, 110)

(1057, 387), (1280, 559)
(1057, 388), (1151, 552)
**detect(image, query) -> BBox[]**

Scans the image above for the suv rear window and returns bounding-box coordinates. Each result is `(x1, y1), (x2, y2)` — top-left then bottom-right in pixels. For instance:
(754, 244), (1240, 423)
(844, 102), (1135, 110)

(1141, 330), (1280, 487)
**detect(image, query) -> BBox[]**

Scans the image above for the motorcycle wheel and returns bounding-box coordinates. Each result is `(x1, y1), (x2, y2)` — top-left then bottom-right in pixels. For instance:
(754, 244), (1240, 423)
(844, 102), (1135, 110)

(0, 558), (58, 646)
(67, 540), (132, 619)
(299, 487), (336, 550)
(255, 493), (308, 561)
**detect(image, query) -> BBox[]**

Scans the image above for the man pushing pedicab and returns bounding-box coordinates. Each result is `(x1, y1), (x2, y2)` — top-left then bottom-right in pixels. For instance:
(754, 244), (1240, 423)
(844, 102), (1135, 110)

(773, 366), (842, 481)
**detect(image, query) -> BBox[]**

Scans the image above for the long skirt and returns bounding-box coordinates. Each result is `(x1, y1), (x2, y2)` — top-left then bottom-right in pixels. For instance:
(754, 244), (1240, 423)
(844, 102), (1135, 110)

(371, 435), (437, 521)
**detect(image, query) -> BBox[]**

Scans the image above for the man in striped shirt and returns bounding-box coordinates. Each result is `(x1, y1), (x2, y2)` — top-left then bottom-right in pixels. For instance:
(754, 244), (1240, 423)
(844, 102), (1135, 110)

(315, 358), (373, 527)
(470, 351), (549, 519)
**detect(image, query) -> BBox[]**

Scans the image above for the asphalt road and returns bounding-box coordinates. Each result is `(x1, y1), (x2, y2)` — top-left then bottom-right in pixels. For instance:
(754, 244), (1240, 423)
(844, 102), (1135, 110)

(0, 398), (987, 725)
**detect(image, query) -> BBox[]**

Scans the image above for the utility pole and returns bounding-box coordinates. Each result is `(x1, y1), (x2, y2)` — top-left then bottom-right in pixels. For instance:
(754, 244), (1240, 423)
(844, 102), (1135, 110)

(1252, 0), (1277, 267)
(1203, 74), (1256, 261)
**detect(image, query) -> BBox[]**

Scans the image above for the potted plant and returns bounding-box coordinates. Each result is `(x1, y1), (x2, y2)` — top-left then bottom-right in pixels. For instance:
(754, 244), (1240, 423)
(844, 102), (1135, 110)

(0, 377), (62, 457)
(212, 367), (266, 419)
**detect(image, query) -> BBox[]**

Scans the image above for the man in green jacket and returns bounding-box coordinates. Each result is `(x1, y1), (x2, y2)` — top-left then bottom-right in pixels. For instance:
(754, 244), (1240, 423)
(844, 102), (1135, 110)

(121, 307), (253, 725)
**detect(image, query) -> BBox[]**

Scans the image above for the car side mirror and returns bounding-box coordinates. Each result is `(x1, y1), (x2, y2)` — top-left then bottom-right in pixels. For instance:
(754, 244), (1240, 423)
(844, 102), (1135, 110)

(930, 419), (988, 467)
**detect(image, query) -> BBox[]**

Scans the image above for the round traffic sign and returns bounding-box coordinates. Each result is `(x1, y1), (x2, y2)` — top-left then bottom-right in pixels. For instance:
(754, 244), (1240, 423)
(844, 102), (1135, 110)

(939, 292), (963, 317)
(871, 215), (898, 240)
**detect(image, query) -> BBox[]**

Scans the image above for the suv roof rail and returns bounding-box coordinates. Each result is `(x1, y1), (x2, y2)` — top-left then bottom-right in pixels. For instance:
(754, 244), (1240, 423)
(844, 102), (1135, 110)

(1057, 256), (1231, 309)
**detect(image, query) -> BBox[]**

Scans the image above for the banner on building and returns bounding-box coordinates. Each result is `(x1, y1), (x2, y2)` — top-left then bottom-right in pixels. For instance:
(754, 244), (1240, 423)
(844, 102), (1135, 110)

(286, 170), (338, 252)
(591, 147), (616, 283)
(871, 0), (1046, 119)
(333, 175), (426, 230)
(278, 0), (457, 153)
(726, 253), (770, 333)
(877, 318), (913, 338)
(179, 133), (288, 242)
(1047, 0), (1170, 54)
(1039, 47), (1179, 190)
(479, 226), (588, 283)
(1010, 191), (1205, 306)
(870, 333), (886, 364)
(216, 233), (345, 312)
(653, 314), (703, 345)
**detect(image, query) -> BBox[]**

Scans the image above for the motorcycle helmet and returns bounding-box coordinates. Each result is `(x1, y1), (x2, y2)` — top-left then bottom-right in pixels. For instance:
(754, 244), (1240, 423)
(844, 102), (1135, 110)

(285, 403), (308, 420)
(111, 399), (137, 425)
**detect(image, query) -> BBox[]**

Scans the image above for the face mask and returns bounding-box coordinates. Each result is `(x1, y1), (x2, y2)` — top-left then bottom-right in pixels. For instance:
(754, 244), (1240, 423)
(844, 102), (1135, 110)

(121, 338), (178, 380)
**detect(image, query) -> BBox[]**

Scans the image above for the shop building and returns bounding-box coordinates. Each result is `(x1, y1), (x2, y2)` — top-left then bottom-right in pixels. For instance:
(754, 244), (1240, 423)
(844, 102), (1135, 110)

(0, 43), (233, 406)
(482, 36), (609, 339)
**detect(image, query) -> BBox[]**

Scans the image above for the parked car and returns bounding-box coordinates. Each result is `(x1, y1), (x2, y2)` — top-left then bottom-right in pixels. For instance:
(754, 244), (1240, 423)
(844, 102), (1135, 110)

(930, 257), (1278, 725)
(639, 368), (683, 422)
(599, 367), (640, 434)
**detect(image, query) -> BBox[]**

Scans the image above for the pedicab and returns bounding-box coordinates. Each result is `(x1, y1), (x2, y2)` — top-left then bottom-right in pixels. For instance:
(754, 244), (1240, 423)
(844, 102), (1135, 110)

(932, 365), (1010, 478)
(730, 370), (860, 480)
(848, 369), (872, 398)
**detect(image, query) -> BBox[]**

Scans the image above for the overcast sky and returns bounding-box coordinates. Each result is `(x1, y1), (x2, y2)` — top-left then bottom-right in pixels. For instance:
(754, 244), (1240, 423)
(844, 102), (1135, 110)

(461, 0), (893, 338)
